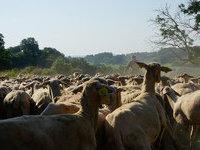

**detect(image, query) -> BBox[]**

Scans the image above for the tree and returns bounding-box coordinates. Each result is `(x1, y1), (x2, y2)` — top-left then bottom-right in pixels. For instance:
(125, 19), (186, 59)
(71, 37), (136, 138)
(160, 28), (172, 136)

(40, 47), (65, 67)
(7, 46), (21, 54)
(151, 5), (198, 63)
(0, 33), (11, 70)
(20, 37), (41, 66)
(51, 58), (73, 75)
(0, 33), (4, 50)
(179, 0), (200, 31)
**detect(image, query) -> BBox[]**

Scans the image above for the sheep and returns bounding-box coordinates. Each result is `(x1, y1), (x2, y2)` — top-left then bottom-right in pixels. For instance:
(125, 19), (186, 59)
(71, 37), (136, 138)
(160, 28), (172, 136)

(41, 83), (122, 150)
(0, 86), (11, 102)
(0, 80), (116, 150)
(127, 75), (144, 85)
(41, 78), (64, 102)
(23, 81), (42, 96)
(41, 102), (80, 115)
(119, 84), (142, 104)
(105, 75), (128, 86)
(0, 75), (9, 81)
(42, 80), (121, 116)
(163, 86), (200, 148)
(57, 77), (109, 104)
(116, 76), (143, 105)
(177, 73), (194, 83)
(3, 90), (36, 118)
(32, 88), (52, 114)
(0, 86), (11, 118)
(171, 82), (200, 96)
(56, 83), (84, 104)
(190, 77), (200, 84)
(155, 76), (171, 95)
(104, 61), (172, 150)
(20, 81), (53, 114)
(28, 78), (68, 113)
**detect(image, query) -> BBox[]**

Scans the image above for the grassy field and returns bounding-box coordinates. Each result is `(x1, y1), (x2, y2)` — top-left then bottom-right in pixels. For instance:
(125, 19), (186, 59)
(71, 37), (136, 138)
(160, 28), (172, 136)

(0, 64), (199, 78)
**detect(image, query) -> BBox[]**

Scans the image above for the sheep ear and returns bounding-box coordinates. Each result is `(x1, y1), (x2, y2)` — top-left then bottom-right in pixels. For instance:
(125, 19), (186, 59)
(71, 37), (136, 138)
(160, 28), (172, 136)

(135, 61), (148, 69)
(161, 66), (172, 73)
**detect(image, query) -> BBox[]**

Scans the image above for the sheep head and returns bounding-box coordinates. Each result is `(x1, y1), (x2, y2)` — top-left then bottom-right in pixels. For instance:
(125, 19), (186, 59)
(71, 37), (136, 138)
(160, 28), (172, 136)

(135, 61), (172, 83)
(177, 73), (194, 83)
(163, 86), (180, 106)
(160, 76), (171, 86)
(107, 86), (122, 111)
(83, 80), (117, 107)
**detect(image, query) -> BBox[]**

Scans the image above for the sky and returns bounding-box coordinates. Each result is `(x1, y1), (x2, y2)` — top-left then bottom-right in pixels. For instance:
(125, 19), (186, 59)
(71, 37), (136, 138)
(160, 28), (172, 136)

(0, 0), (187, 56)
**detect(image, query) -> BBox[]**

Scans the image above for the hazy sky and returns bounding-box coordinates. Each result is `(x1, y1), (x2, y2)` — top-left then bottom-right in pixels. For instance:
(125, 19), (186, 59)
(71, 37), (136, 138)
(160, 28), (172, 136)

(1, 0), (187, 56)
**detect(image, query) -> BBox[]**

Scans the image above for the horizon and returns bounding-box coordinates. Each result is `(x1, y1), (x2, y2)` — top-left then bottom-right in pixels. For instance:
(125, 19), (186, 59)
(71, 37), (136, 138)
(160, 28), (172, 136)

(1, 0), (187, 56)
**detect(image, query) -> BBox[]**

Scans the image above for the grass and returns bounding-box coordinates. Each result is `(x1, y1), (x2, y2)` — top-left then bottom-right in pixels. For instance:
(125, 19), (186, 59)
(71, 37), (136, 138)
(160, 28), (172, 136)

(0, 63), (200, 78)
(0, 67), (57, 77)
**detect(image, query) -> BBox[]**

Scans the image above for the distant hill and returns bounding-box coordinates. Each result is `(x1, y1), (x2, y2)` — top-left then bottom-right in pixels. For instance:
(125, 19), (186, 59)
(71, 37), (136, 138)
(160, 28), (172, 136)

(84, 47), (187, 65)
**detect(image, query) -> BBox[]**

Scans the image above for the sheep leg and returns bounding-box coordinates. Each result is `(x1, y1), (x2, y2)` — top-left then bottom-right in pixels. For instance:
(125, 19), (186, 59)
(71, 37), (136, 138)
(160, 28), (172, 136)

(189, 125), (199, 149)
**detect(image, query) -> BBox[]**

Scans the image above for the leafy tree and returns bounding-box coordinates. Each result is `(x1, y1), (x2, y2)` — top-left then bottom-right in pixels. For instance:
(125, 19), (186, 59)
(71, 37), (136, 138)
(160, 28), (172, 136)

(85, 52), (127, 65)
(151, 5), (198, 62)
(20, 37), (41, 66)
(189, 46), (200, 63)
(0, 33), (11, 70)
(0, 33), (4, 50)
(179, 0), (200, 31)
(51, 58), (73, 75)
(7, 46), (21, 54)
(66, 57), (97, 74)
(40, 47), (65, 67)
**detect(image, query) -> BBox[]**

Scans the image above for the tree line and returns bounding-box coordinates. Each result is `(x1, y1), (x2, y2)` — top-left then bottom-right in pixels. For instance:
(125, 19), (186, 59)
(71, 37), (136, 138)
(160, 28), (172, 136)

(0, 34), (97, 75)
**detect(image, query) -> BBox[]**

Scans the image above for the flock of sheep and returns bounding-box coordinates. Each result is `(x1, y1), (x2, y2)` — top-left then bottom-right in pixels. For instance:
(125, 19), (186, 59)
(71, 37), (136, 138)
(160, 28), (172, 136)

(0, 61), (200, 150)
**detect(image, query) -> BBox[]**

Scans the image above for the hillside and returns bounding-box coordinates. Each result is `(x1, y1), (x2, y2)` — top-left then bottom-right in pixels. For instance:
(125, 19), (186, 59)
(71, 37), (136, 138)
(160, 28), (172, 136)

(85, 47), (187, 65)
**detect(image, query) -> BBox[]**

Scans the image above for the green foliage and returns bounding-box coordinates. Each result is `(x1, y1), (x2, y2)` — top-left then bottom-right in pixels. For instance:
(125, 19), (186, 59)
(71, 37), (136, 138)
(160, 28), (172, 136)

(66, 57), (97, 74)
(51, 58), (73, 75)
(152, 5), (200, 63)
(95, 64), (142, 76)
(8, 46), (21, 54)
(0, 34), (11, 70)
(0, 33), (199, 77)
(0, 67), (56, 77)
(180, 0), (200, 30)
(5, 38), (65, 69)
(0, 50), (12, 70)
(51, 57), (97, 75)
(20, 37), (41, 66)
(0, 33), (4, 50)
(85, 52), (127, 65)
(1, 34), (98, 75)
(20, 38), (39, 54)
(85, 48), (189, 66)
(40, 47), (65, 67)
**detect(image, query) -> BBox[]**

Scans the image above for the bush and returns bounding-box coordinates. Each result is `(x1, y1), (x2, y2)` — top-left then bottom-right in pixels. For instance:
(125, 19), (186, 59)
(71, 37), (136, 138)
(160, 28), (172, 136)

(51, 58), (73, 75)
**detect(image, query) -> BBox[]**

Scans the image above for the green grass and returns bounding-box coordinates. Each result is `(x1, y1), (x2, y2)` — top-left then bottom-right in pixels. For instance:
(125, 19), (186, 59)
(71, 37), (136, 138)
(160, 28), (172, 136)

(0, 63), (200, 77)
(0, 67), (57, 77)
